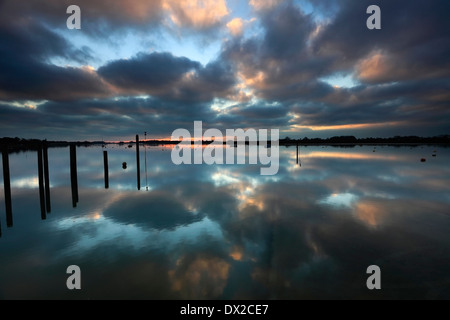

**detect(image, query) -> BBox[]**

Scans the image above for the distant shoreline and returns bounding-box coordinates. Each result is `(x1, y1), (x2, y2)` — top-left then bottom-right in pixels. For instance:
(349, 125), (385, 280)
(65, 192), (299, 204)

(1, 135), (449, 152)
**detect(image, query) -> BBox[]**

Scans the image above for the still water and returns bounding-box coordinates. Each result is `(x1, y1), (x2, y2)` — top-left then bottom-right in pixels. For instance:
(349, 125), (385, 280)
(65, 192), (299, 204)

(1, 145), (449, 299)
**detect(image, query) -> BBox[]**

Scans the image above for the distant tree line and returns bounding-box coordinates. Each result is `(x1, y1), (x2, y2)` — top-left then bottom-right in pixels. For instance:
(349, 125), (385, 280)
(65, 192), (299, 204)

(0, 137), (99, 152)
(1, 135), (449, 152)
(280, 135), (450, 145)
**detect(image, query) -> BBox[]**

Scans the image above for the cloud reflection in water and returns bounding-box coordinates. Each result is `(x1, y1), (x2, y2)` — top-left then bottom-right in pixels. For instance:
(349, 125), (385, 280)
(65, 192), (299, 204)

(0, 145), (449, 299)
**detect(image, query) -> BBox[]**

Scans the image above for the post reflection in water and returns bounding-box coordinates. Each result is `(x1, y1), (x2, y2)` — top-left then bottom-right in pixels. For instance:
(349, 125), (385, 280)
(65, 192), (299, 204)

(0, 145), (449, 299)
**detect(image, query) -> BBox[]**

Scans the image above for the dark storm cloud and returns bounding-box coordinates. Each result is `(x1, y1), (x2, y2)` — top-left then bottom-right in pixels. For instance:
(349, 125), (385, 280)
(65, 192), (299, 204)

(56, 96), (214, 120)
(0, 103), (46, 129)
(0, 0), (231, 39)
(98, 53), (201, 93)
(0, 19), (90, 63)
(178, 59), (237, 102)
(99, 53), (237, 102)
(0, 62), (110, 101)
(230, 104), (288, 119)
(314, 0), (450, 82)
(0, 97), (220, 140)
(295, 77), (450, 128)
(261, 2), (314, 59)
(0, 21), (110, 101)
(0, 0), (164, 37)
(222, 2), (334, 102)
(214, 102), (294, 130)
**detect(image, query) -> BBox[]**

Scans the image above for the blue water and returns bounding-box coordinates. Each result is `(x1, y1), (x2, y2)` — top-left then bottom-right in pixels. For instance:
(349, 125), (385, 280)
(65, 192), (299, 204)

(0, 145), (449, 299)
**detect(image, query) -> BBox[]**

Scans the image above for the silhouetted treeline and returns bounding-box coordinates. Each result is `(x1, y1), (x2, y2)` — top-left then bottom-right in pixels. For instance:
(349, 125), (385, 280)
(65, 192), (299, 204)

(280, 135), (450, 145)
(0, 137), (102, 152)
(1, 135), (449, 152)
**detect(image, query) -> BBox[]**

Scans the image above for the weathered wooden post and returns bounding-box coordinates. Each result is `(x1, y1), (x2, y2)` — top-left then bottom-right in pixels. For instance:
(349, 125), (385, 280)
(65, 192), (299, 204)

(2, 149), (13, 227)
(38, 146), (46, 220)
(70, 144), (79, 207)
(136, 135), (141, 191)
(43, 142), (51, 213)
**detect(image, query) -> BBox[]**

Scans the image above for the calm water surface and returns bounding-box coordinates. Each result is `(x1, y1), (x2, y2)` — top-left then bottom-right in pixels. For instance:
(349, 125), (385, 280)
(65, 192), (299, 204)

(1, 145), (449, 299)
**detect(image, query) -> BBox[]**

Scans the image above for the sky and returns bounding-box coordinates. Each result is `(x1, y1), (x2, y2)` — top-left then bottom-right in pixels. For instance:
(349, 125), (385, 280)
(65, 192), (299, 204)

(0, 0), (449, 141)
